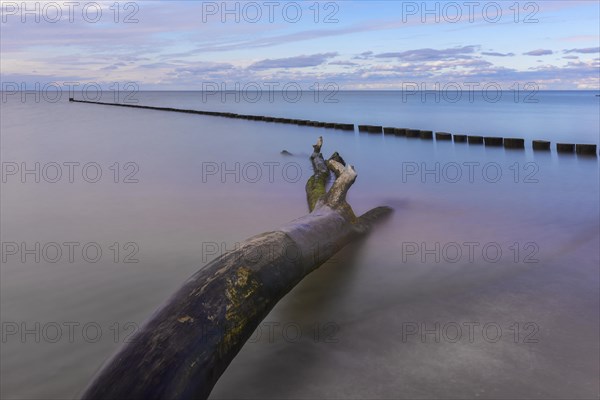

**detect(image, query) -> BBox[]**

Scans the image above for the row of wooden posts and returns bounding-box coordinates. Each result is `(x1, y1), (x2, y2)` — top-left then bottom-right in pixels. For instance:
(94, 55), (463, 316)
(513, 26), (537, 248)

(360, 125), (597, 155)
(68, 98), (598, 156)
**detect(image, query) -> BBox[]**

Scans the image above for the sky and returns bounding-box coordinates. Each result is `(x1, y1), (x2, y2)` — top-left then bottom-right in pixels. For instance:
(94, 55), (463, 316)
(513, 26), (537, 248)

(1, 0), (599, 90)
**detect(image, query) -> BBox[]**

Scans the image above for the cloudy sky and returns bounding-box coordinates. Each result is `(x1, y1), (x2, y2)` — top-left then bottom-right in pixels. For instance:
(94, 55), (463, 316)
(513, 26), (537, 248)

(1, 0), (599, 90)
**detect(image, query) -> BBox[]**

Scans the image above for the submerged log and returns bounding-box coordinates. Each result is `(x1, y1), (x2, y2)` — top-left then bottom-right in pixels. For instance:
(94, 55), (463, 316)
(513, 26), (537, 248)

(484, 137), (503, 146)
(419, 130), (433, 140)
(532, 140), (551, 151)
(576, 144), (597, 156)
(468, 135), (484, 144)
(557, 143), (575, 153)
(435, 132), (452, 141)
(504, 138), (525, 149)
(81, 138), (391, 400)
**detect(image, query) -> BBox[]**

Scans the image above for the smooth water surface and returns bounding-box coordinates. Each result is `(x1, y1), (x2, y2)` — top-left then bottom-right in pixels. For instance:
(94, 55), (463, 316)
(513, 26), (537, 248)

(1, 92), (598, 399)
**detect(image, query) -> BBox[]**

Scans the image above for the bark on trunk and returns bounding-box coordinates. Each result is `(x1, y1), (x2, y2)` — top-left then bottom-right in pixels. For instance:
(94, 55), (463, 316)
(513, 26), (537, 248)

(81, 138), (391, 400)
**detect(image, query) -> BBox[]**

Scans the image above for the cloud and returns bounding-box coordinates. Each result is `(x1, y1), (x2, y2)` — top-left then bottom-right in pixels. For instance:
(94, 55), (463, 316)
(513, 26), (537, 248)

(0, 72), (120, 88)
(564, 47), (600, 54)
(523, 49), (554, 56)
(329, 61), (359, 66)
(2, 1), (598, 90)
(482, 52), (515, 57)
(140, 62), (181, 69)
(375, 46), (478, 61)
(353, 51), (374, 60)
(560, 35), (599, 43)
(173, 62), (236, 75)
(248, 52), (338, 70)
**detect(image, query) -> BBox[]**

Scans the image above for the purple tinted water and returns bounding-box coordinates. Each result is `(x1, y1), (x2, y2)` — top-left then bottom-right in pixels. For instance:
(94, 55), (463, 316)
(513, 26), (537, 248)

(1, 92), (598, 399)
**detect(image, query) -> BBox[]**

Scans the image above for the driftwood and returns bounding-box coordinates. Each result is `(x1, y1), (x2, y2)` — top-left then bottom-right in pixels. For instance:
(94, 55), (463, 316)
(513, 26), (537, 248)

(81, 138), (391, 400)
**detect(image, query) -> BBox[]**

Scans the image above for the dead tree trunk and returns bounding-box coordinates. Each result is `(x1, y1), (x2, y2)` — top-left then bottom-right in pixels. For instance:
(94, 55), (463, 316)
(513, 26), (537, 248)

(81, 138), (391, 400)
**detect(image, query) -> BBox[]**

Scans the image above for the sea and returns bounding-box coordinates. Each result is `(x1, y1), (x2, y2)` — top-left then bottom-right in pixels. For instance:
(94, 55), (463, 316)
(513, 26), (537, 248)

(1, 91), (599, 399)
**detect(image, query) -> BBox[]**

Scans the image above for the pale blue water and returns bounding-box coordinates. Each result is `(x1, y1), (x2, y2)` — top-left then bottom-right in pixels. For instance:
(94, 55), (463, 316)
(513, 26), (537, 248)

(124, 90), (600, 143)
(1, 91), (598, 399)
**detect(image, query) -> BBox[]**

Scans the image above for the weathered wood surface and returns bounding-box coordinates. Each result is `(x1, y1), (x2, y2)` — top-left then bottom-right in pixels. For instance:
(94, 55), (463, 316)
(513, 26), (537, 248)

(81, 138), (391, 400)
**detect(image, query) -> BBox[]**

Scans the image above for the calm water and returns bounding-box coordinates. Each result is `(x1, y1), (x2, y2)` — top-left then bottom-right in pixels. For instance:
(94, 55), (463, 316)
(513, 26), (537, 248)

(1, 91), (599, 399)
